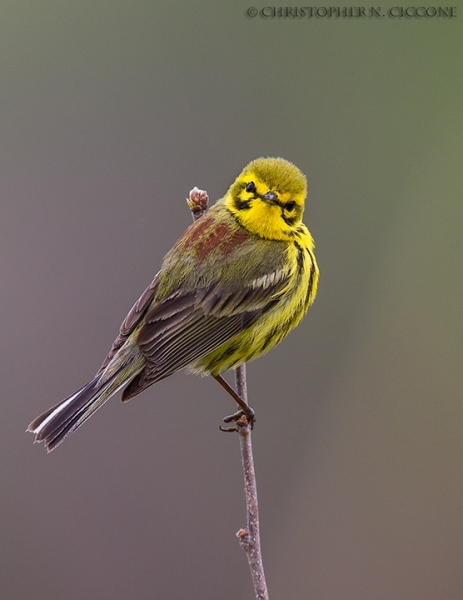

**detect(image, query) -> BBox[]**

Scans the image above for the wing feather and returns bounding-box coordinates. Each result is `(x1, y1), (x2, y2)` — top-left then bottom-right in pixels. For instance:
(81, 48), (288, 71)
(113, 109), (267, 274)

(121, 270), (288, 401)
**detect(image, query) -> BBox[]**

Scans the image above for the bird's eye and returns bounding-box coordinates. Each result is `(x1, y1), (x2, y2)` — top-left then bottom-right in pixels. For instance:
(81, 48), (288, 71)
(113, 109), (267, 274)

(286, 201), (297, 212)
(245, 182), (256, 193)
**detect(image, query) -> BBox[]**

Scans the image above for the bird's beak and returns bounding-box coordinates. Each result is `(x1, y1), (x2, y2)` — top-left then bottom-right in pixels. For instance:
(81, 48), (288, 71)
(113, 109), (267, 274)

(259, 192), (279, 205)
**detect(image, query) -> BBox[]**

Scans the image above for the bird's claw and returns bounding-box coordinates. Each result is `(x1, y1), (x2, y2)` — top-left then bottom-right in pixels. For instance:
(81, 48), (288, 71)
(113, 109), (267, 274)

(219, 407), (255, 432)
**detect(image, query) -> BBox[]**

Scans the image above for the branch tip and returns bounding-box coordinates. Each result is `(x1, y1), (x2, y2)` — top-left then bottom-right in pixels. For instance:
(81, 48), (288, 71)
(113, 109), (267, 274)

(187, 186), (209, 220)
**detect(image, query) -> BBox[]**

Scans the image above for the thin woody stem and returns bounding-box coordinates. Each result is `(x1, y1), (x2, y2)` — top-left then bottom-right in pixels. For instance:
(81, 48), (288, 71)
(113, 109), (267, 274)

(235, 364), (269, 600)
(186, 186), (269, 600)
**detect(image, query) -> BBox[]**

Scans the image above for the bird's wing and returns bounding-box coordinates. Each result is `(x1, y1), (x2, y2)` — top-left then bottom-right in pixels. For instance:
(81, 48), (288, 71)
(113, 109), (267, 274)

(121, 259), (291, 401)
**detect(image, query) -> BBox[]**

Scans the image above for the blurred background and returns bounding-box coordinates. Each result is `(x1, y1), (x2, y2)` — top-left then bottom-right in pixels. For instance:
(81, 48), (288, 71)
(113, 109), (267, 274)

(1, 2), (462, 599)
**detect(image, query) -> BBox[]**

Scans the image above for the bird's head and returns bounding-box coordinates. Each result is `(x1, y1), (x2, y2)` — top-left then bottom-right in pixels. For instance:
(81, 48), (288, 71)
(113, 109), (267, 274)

(224, 157), (307, 241)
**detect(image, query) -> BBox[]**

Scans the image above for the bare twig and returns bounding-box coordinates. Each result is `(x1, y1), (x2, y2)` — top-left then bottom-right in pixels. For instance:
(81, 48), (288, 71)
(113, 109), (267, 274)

(235, 364), (269, 600)
(186, 187), (269, 600)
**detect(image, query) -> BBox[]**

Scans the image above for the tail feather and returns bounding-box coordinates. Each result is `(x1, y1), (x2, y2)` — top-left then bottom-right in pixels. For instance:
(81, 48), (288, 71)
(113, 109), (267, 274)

(27, 361), (143, 452)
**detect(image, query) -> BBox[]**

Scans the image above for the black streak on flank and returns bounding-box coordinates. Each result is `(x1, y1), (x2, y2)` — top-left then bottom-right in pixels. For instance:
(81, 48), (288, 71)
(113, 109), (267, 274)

(212, 343), (239, 366)
(260, 326), (279, 353)
(294, 241), (305, 274)
(305, 249), (316, 307)
(234, 198), (251, 211)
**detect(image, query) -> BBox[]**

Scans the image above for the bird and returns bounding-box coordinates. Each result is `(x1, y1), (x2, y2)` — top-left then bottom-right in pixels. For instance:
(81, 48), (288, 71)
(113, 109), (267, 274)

(28, 157), (319, 451)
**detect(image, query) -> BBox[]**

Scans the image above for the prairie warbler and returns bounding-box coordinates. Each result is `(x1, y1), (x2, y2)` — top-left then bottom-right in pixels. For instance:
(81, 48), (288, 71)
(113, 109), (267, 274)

(28, 157), (319, 451)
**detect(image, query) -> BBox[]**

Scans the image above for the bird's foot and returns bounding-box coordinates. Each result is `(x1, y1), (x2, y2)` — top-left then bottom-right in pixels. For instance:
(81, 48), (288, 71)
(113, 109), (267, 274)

(219, 406), (255, 432)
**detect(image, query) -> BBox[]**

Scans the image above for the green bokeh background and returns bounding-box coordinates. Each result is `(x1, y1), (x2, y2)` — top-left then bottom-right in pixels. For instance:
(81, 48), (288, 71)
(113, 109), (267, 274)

(1, 2), (462, 599)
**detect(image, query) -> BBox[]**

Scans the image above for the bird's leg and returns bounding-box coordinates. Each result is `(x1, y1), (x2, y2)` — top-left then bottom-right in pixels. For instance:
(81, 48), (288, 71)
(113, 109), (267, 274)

(214, 374), (255, 432)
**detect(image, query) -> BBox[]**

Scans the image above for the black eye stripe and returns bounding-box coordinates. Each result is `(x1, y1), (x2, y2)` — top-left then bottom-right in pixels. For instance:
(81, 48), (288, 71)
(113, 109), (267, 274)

(234, 198), (251, 211)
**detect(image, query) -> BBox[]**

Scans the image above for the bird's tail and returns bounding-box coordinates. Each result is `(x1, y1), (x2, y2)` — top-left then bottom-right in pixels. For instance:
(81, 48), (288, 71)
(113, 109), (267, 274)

(27, 354), (145, 452)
